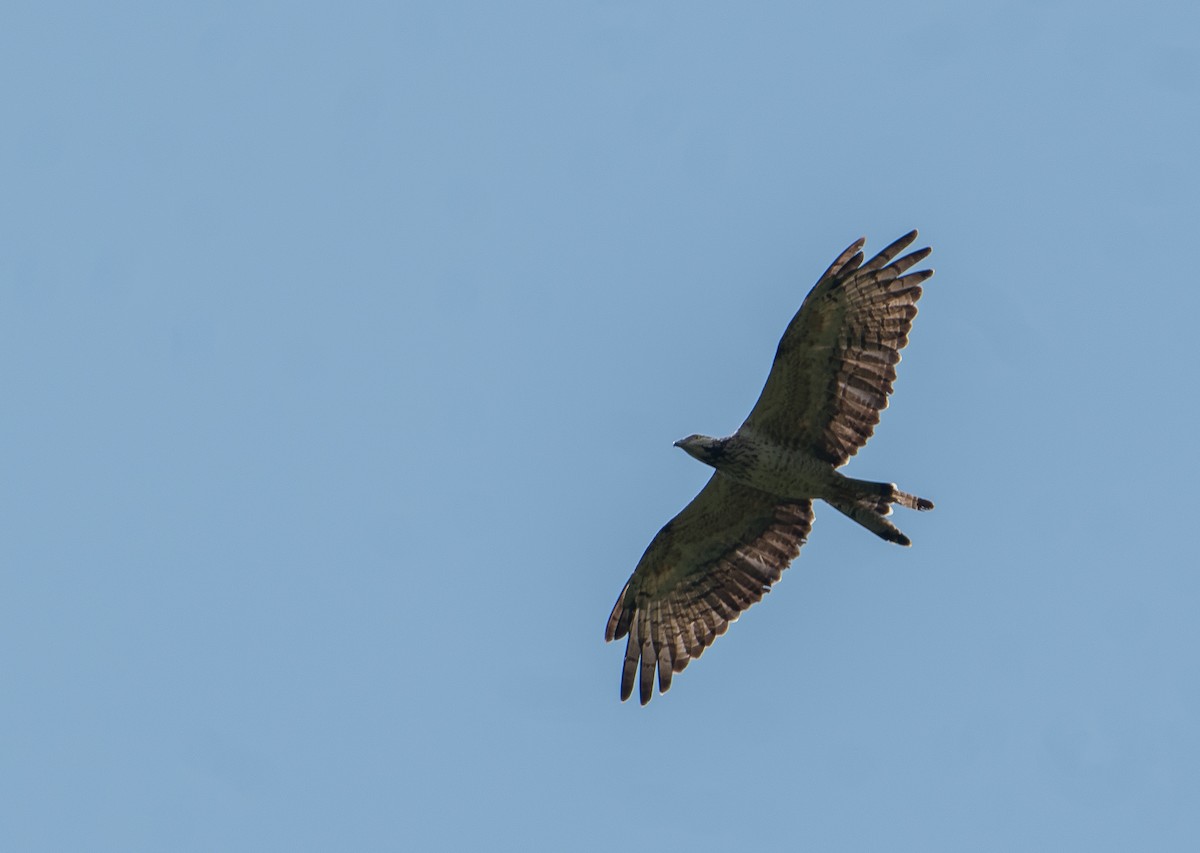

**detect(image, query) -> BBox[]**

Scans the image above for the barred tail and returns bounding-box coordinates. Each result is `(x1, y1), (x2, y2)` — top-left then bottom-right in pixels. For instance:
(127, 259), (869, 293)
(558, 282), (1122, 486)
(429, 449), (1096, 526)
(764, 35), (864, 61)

(891, 487), (934, 512)
(827, 479), (933, 547)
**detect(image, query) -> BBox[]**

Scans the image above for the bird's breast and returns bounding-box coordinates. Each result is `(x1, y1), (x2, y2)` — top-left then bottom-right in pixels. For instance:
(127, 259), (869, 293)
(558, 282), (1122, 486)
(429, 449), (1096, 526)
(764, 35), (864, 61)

(716, 434), (835, 500)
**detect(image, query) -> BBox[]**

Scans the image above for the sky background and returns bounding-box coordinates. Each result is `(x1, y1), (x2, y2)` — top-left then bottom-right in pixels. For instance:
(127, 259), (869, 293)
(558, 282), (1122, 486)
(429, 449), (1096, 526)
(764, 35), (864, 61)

(3, 1), (1199, 850)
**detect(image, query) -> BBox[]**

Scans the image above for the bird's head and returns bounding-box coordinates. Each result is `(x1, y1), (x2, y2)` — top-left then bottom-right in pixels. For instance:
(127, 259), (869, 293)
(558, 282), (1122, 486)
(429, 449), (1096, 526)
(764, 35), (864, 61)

(673, 434), (727, 467)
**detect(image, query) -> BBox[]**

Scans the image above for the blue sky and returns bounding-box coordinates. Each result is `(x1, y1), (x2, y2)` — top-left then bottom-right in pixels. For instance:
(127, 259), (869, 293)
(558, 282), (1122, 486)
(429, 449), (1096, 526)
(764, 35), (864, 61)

(3, 2), (1199, 850)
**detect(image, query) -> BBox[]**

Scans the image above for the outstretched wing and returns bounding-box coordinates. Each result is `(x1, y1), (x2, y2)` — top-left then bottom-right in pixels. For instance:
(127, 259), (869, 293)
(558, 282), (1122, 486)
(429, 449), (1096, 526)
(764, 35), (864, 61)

(741, 231), (933, 466)
(605, 473), (813, 705)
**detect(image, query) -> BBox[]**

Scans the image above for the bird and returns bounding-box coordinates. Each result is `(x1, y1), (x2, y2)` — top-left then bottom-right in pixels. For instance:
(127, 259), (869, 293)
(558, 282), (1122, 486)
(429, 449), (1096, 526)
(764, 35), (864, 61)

(605, 230), (935, 705)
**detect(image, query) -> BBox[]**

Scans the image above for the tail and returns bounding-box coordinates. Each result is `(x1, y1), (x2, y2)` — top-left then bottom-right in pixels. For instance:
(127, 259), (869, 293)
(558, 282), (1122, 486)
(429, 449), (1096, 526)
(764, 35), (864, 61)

(826, 479), (933, 547)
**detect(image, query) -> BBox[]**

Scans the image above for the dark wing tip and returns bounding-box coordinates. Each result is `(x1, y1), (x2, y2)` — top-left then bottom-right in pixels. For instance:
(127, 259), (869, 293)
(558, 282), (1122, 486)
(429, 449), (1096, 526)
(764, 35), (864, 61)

(816, 238), (868, 287)
(639, 645), (655, 705)
(888, 231), (919, 254)
(619, 642), (636, 701)
(888, 229), (919, 250)
(604, 583), (631, 642)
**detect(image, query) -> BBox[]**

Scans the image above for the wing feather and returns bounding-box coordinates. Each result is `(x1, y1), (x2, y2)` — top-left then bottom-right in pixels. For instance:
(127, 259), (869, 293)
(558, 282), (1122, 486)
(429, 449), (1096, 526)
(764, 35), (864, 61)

(605, 473), (813, 704)
(638, 612), (656, 705)
(741, 231), (934, 465)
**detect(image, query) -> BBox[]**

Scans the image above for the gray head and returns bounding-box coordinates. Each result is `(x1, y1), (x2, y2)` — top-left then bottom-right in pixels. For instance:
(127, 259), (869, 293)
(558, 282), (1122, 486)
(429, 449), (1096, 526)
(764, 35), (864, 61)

(673, 433), (727, 467)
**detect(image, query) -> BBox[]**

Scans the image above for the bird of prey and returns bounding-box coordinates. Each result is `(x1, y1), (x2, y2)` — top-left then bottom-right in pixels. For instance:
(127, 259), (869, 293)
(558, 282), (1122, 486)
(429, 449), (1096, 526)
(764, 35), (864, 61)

(605, 230), (935, 705)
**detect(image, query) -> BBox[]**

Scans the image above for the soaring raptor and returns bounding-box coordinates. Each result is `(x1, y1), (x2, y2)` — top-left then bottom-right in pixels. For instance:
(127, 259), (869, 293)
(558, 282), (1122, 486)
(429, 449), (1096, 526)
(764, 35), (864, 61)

(605, 231), (935, 704)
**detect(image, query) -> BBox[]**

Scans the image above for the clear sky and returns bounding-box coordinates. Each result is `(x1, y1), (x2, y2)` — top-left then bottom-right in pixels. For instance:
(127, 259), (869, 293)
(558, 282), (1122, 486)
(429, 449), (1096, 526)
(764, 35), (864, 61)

(3, 2), (1198, 850)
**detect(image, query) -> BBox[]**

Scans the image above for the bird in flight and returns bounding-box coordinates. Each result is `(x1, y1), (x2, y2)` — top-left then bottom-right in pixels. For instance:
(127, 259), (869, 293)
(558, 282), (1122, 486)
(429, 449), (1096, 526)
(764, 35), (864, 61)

(605, 230), (935, 705)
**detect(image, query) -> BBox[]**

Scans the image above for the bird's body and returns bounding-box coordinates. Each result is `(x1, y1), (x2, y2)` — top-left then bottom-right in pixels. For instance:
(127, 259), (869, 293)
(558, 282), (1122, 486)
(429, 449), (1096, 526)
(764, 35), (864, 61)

(606, 230), (936, 704)
(677, 429), (844, 502)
